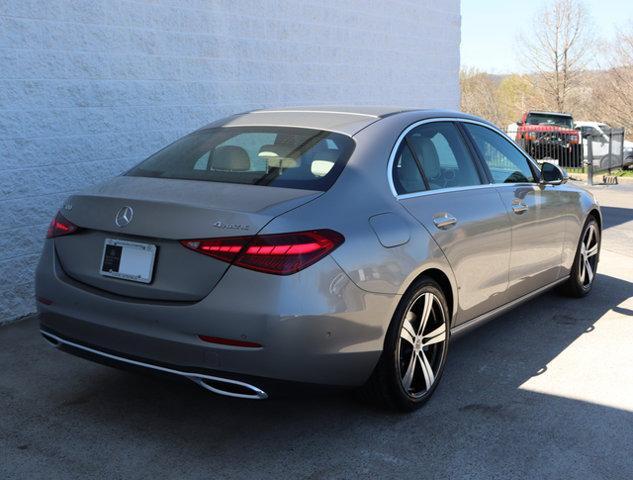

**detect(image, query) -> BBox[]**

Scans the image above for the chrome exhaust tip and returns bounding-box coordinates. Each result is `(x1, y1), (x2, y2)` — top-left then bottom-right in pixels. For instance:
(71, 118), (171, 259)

(40, 330), (268, 400)
(190, 376), (268, 400)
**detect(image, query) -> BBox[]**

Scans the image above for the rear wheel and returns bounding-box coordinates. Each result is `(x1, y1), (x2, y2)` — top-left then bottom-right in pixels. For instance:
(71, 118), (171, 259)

(562, 217), (600, 297)
(360, 278), (450, 411)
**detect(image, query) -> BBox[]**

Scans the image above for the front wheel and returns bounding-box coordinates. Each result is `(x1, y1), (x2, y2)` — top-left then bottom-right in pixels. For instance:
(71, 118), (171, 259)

(562, 217), (600, 297)
(360, 278), (450, 411)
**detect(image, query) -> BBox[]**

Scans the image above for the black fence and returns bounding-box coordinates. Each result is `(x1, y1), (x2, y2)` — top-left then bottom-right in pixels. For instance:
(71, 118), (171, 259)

(511, 125), (625, 171)
(514, 130), (583, 168)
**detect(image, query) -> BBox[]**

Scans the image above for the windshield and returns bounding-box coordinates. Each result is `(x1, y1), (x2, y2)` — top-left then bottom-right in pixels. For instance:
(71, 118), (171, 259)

(126, 127), (355, 191)
(525, 113), (573, 129)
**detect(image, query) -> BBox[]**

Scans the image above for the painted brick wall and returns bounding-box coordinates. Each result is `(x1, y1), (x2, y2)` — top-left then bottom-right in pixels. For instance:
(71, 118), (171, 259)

(0, 0), (461, 324)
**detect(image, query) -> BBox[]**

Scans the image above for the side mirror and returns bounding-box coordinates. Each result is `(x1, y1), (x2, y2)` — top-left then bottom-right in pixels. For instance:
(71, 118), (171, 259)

(540, 161), (568, 186)
(516, 121), (524, 126)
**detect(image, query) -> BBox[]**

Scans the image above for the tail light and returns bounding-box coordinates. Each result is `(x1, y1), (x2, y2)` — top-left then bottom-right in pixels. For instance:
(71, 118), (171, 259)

(46, 211), (79, 238)
(199, 335), (262, 348)
(181, 229), (344, 275)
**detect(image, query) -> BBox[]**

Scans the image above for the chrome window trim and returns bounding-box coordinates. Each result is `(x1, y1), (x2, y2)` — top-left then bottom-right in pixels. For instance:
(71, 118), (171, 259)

(387, 117), (542, 200)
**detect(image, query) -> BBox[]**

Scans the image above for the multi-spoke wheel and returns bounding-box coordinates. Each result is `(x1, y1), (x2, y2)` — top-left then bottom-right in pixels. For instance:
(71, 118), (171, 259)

(579, 223), (599, 288)
(562, 216), (600, 297)
(360, 278), (450, 411)
(398, 292), (447, 398)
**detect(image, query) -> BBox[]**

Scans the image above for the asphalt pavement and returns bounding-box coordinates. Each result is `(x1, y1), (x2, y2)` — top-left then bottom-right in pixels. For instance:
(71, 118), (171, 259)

(1, 181), (632, 479)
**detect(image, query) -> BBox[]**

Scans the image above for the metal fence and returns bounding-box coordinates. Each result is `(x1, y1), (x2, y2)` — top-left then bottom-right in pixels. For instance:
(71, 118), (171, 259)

(581, 127), (625, 174)
(513, 126), (625, 172)
(514, 130), (583, 168)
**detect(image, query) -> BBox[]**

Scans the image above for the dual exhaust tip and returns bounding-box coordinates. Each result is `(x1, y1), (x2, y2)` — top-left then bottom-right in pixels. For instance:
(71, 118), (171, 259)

(41, 330), (268, 400)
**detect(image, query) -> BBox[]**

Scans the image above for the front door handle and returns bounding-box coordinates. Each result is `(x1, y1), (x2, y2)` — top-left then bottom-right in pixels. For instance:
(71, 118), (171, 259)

(433, 213), (457, 229)
(512, 202), (528, 214)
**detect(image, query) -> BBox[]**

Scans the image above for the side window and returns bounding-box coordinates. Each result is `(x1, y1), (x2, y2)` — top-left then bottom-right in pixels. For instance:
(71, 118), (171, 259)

(579, 126), (600, 138)
(464, 123), (535, 184)
(406, 122), (482, 190)
(392, 143), (426, 194)
(193, 152), (210, 170)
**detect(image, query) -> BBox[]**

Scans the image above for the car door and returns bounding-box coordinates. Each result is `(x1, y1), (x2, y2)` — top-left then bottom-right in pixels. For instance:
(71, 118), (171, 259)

(392, 121), (512, 324)
(462, 123), (565, 300)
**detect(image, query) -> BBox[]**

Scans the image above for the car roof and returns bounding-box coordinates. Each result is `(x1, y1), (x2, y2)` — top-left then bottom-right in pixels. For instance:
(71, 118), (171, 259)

(575, 121), (608, 127)
(204, 106), (484, 136)
(527, 111), (573, 117)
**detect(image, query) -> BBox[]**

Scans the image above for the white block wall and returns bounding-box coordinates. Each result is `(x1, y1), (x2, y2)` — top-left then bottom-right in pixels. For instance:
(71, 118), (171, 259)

(0, 0), (461, 324)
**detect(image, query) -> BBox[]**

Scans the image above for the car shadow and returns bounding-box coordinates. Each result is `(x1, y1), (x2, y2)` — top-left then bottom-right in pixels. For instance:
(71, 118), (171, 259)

(3, 271), (631, 478)
(599, 206), (633, 230)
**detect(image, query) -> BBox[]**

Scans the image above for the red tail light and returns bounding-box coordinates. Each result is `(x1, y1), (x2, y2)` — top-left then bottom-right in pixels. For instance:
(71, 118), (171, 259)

(199, 335), (262, 348)
(181, 229), (344, 275)
(46, 211), (79, 238)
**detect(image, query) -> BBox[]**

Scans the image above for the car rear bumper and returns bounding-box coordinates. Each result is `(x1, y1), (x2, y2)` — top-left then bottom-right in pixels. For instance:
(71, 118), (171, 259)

(36, 241), (398, 389)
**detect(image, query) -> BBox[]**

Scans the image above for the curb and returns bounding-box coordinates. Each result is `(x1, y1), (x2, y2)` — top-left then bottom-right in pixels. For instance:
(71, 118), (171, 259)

(569, 172), (633, 184)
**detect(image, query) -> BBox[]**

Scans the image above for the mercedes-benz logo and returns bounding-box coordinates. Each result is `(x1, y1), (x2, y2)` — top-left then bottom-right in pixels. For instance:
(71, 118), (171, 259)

(115, 206), (134, 227)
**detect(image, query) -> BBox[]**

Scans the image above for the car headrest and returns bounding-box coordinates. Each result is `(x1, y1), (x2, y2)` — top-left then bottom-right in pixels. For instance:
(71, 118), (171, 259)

(310, 149), (338, 177)
(410, 135), (440, 179)
(258, 144), (299, 169)
(211, 146), (251, 171)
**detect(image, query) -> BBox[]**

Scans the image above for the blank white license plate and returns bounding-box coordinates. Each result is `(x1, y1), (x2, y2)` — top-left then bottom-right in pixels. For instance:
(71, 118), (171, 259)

(100, 239), (157, 284)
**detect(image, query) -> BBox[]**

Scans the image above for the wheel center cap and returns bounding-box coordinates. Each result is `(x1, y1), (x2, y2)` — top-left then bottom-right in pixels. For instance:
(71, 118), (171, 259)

(414, 338), (422, 350)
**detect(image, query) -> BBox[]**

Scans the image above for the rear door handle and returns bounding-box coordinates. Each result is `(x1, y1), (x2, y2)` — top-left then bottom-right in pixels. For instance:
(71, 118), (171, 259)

(512, 202), (528, 214)
(433, 213), (457, 229)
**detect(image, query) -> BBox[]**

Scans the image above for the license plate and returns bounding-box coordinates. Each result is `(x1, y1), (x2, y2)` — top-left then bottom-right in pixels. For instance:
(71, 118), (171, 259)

(100, 239), (157, 284)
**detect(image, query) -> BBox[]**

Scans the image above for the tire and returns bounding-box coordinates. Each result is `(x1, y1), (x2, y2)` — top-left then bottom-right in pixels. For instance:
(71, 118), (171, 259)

(561, 217), (600, 298)
(359, 278), (450, 412)
(599, 154), (619, 171)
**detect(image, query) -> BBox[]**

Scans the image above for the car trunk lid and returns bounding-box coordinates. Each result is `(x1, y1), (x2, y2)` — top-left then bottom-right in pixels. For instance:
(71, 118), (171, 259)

(54, 176), (321, 301)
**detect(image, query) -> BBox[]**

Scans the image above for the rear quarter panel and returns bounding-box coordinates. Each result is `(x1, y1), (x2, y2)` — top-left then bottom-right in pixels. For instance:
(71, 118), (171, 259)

(260, 115), (460, 321)
(558, 183), (601, 274)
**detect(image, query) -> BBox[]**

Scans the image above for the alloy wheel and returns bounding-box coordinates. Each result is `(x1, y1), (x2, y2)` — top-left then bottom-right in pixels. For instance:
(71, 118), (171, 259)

(398, 292), (447, 398)
(579, 223), (599, 287)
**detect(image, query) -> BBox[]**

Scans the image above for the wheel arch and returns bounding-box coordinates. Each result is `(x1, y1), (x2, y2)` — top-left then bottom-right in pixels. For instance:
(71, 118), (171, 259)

(588, 208), (602, 231)
(403, 267), (457, 325)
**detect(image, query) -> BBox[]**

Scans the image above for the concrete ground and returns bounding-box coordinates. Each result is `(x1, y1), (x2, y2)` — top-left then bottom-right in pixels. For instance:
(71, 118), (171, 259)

(1, 182), (632, 479)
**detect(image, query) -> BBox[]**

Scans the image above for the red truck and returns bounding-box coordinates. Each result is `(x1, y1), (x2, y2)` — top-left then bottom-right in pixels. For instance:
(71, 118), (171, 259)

(510, 111), (581, 167)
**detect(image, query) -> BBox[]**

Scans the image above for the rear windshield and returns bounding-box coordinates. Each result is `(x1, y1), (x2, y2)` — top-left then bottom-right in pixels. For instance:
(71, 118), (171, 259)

(126, 127), (355, 191)
(525, 113), (573, 129)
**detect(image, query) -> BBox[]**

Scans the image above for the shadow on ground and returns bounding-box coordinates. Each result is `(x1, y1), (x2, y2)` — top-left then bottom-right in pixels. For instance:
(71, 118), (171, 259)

(600, 206), (633, 230)
(1, 271), (632, 479)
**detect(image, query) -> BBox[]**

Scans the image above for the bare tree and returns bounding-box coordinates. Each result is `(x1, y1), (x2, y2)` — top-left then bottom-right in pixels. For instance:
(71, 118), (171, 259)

(598, 30), (633, 136)
(460, 68), (503, 126)
(521, 0), (591, 112)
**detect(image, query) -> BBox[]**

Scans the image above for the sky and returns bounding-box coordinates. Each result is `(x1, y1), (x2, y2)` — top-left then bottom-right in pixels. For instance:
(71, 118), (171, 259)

(460, 0), (631, 74)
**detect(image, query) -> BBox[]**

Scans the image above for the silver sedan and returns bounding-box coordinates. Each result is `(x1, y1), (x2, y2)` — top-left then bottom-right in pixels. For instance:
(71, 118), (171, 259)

(36, 107), (601, 411)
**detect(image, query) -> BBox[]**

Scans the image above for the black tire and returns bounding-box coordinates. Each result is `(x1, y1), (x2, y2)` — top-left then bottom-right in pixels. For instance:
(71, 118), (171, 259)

(561, 217), (600, 298)
(359, 278), (450, 412)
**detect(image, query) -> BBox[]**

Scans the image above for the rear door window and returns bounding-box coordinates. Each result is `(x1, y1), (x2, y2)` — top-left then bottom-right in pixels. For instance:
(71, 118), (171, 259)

(127, 127), (355, 191)
(406, 122), (482, 191)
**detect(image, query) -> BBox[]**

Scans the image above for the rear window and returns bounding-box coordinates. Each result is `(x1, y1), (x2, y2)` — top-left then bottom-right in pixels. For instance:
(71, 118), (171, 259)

(126, 127), (355, 191)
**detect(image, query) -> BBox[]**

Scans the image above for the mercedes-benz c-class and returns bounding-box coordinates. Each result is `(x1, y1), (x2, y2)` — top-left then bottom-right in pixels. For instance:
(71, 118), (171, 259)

(36, 107), (601, 411)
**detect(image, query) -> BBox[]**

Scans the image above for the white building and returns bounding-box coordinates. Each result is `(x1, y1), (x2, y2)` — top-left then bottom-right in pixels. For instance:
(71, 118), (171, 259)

(0, 0), (461, 323)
